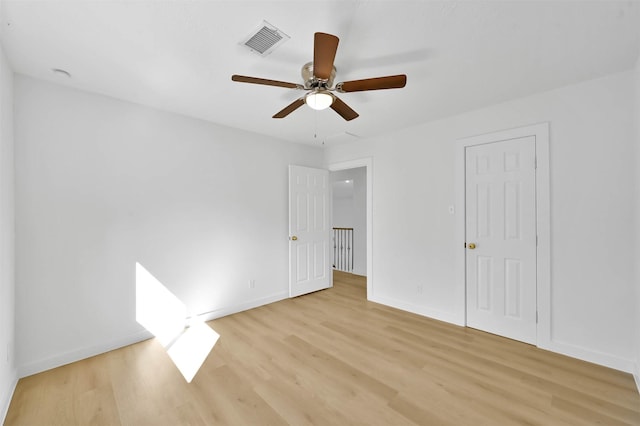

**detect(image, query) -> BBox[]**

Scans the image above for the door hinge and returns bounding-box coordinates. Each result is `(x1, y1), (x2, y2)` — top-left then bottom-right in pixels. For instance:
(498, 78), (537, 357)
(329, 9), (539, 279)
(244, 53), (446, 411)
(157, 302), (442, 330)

(536, 311), (538, 323)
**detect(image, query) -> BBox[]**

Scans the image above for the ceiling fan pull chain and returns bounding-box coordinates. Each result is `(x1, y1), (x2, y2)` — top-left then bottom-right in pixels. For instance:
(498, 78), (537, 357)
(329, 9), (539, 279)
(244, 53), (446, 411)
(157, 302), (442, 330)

(314, 110), (318, 140)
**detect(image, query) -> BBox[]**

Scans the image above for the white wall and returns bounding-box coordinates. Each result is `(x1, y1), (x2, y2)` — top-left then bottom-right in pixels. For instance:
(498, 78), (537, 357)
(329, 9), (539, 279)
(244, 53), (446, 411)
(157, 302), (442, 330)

(0, 42), (17, 422)
(14, 75), (323, 376)
(332, 180), (353, 228)
(325, 70), (637, 373)
(333, 196), (353, 227)
(331, 168), (366, 276)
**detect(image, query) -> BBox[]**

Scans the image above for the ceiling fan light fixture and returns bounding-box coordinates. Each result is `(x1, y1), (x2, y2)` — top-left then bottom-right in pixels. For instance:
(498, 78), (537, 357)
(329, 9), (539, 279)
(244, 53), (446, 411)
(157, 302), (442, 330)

(305, 90), (334, 110)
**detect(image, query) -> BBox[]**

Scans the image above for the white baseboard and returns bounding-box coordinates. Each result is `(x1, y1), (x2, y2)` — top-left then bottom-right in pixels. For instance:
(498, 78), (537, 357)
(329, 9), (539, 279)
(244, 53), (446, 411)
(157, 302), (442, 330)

(369, 294), (465, 327)
(370, 294), (637, 377)
(14, 291), (639, 395)
(195, 292), (288, 323)
(536, 339), (635, 374)
(352, 268), (367, 277)
(1, 371), (18, 425)
(18, 329), (154, 378)
(17, 292), (289, 379)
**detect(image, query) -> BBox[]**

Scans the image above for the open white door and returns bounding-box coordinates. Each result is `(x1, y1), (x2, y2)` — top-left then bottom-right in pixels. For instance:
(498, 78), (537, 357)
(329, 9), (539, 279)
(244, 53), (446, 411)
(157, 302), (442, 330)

(289, 165), (332, 297)
(465, 136), (537, 344)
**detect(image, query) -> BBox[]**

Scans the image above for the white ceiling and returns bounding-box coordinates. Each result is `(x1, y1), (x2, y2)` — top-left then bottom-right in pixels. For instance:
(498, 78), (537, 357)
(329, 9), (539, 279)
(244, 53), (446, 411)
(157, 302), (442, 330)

(1, 1), (639, 146)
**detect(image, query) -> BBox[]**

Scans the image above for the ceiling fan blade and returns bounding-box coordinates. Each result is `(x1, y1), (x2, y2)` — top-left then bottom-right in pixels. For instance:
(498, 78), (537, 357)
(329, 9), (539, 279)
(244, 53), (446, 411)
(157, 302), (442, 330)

(273, 98), (305, 119)
(232, 75), (303, 89)
(337, 74), (407, 92)
(313, 32), (339, 80)
(330, 96), (359, 121)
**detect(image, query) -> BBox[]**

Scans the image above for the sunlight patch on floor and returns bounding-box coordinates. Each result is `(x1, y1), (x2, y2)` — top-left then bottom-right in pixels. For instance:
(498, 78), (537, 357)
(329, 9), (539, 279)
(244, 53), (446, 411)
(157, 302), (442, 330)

(168, 321), (219, 382)
(135, 262), (218, 382)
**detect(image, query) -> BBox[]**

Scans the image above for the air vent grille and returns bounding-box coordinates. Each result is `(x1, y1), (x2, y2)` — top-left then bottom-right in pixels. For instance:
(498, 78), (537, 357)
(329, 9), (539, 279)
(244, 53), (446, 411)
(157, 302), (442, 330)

(246, 27), (282, 54)
(241, 21), (289, 56)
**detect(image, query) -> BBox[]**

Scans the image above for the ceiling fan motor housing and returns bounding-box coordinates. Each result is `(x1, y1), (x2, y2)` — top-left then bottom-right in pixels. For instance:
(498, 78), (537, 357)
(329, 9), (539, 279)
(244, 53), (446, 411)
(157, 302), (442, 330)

(301, 61), (336, 89)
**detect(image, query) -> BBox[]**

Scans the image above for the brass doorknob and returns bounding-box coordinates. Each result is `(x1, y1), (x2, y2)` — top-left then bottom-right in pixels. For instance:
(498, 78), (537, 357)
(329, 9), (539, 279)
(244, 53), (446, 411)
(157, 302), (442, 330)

(468, 243), (476, 249)
(291, 236), (298, 241)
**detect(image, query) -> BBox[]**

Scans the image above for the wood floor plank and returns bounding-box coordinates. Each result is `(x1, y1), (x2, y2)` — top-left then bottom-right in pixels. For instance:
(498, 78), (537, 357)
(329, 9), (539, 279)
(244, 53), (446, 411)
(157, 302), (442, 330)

(5, 271), (640, 425)
(253, 374), (353, 425)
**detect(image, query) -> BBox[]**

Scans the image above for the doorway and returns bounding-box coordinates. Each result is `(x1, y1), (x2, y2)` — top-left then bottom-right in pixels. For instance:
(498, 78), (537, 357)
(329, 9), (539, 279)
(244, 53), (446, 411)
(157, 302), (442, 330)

(329, 158), (373, 299)
(331, 167), (366, 276)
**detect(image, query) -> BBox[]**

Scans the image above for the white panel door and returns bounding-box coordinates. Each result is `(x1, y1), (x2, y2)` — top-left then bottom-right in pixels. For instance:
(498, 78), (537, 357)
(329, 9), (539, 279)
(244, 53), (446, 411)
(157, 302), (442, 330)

(289, 165), (332, 297)
(466, 136), (537, 344)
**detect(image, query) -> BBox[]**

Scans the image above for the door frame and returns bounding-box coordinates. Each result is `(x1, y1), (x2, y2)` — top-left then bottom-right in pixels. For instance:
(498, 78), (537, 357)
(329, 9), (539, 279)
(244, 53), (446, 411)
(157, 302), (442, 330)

(454, 123), (551, 349)
(328, 158), (373, 299)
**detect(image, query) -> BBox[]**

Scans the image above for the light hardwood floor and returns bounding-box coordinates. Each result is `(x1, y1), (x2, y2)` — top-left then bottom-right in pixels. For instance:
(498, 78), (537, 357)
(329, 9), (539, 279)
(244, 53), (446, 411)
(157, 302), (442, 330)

(6, 271), (640, 425)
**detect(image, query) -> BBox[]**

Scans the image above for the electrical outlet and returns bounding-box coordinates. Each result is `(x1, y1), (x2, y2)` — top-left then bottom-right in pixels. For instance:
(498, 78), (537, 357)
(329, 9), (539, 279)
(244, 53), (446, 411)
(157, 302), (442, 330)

(249, 279), (256, 289)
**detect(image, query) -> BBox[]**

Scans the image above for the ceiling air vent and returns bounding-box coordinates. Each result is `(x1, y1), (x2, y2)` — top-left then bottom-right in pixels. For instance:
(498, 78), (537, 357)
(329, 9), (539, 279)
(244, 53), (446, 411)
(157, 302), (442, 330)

(241, 21), (290, 56)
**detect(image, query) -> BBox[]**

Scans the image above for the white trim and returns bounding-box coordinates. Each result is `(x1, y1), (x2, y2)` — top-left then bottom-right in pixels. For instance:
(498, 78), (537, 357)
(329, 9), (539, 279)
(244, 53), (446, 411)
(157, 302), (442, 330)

(455, 122), (551, 347)
(328, 158), (374, 299)
(1, 372), (18, 425)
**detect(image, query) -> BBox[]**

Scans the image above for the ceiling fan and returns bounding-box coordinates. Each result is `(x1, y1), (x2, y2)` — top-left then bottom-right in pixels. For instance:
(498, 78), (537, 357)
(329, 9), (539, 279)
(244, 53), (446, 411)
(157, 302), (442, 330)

(231, 32), (407, 121)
